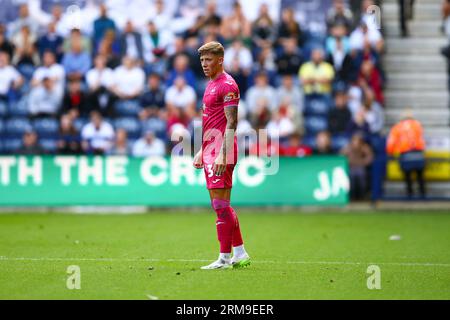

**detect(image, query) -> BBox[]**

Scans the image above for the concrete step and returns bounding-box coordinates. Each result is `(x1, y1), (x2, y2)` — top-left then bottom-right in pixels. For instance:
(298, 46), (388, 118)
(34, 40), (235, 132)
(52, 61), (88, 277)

(386, 38), (448, 54)
(383, 20), (443, 38)
(382, 2), (441, 21)
(385, 109), (450, 126)
(383, 55), (446, 72)
(384, 182), (450, 198)
(385, 90), (449, 109)
(387, 73), (447, 90)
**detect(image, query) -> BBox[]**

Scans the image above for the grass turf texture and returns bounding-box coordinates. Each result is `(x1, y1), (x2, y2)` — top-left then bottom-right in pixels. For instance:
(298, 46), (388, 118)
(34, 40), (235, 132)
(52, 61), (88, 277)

(0, 210), (449, 299)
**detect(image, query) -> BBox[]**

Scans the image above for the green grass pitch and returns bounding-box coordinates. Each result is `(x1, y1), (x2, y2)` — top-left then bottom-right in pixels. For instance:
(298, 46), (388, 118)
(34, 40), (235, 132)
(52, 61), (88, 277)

(0, 210), (449, 299)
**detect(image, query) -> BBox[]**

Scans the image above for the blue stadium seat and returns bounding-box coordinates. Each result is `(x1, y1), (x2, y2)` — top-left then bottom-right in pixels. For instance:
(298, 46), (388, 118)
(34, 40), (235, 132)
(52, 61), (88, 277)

(40, 139), (58, 153)
(303, 135), (316, 149)
(3, 138), (22, 153)
(114, 100), (141, 117)
(305, 116), (328, 135)
(0, 101), (8, 117)
(0, 118), (4, 134)
(33, 118), (59, 139)
(74, 118), (88, 132)
(304, 95), (331, 116)
(5, 118), (32, 138)
(8, 96), (29, 117)
(114, 117), (142, 140)
(142, 117), (167, 140)
(331, 135), (350, 151)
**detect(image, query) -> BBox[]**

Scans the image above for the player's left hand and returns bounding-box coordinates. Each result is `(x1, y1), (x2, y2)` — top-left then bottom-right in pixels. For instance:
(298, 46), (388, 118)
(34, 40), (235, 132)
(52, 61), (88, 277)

(213, 154), (226, 176)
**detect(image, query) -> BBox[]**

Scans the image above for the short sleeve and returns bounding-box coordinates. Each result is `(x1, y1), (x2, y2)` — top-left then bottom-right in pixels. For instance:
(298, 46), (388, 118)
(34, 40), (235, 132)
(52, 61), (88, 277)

(221, 81), (240, 108)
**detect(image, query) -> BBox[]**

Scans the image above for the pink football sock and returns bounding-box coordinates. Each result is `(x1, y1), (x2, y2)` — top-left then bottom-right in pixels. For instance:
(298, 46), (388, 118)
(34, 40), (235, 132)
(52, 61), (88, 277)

(212, 199), (238, 254)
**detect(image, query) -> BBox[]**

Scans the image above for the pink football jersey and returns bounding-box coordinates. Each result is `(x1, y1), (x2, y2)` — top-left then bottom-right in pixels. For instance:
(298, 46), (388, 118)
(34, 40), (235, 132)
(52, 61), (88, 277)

(202, 72), (239, 165)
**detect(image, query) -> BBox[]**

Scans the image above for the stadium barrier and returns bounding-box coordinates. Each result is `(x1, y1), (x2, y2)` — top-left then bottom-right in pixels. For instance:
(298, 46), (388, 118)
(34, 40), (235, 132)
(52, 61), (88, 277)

(0, 155), (349, 206)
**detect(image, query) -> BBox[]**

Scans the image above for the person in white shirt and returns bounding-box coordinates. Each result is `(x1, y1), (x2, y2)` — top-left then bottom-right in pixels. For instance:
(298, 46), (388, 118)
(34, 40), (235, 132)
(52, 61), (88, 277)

(0, 52), (24, 101)
(349, 21), (384, 53)
(31, 51), (65, 96)
(223, 39), (253, 73)
(28, 77), (61, 118)
(111, 56), (145, 100)
(165, 76), (197, 121)
(86, 55), (114, 91)
(81, 111), (115, 154)
(132, 130), (166, 157)
(142, 21), (175, 65)
(245, 71), (277, 114)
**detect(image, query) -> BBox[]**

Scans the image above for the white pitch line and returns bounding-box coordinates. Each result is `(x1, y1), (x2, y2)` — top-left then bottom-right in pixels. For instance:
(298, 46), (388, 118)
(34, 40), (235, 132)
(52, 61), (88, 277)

(0, 256), (449, 267)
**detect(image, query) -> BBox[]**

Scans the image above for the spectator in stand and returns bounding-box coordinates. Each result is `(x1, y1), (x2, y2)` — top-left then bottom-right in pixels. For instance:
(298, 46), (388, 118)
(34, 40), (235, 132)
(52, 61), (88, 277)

(57, 114), (81, 154)
(326, 0), (354, 33)
(63, 28), (91, 55)
(38, 22), (64, 62)
(277, 8), (304, 48)
(326, 23), (354, 84)
(109, 128), (131, 156)
(299, 48), (335, 96)
(119, 21), (144, 63)
(62, 36), (91, 82)
(276, 75), (303, 113)
(11, 25), (40, 67)
(93, 3), (116, 49)
(0, 24), (14, 59)
(139, 73), (166, 121)
(220, 2), (252, 44)
(386, 111), (426, 198)
(349, 20), (384, 53)
(166, 54), (196, 89)
(61, 79), (88, 118)
(276, 37), (303, 76)
(347, 80), (364, 116)
(142, 21), (174, 72)
(347, 108), (371, 140)
(340, 133), (374, 200)
(0, 52), (24, 102)
(28, 77), (61, 118)
(359, 60), (384, 105)
(266, 108), (296, 143)
(16, 130), (45, 155)
(252, 3), (276, 51)
(246, 71), (277, 116)
(97, 35), (121, 69)
(255, 46), (277, 74)
(398, 0), (415, 37)
(328, 89), (352, 135)
(223, 39), (253, 76)
(132, 130), (166, 157)
(165, 76), (197, 125)
(81, 111), (115, 155)
(362, 88), (384, 134)
(111, 56), (145, 101)
(86, 54), (115, 117)
(8, 4), (39, 39)
(249, 132), (280, 157)
(32, 51), (65, 97)
(280, 132), (313, 157)
(314, 131), (334, 155)
(152, 0), (171, 30)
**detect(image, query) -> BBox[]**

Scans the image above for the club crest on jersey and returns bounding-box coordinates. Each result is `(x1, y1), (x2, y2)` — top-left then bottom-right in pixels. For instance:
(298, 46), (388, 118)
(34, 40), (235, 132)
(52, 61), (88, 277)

(224, 92), (238, 102)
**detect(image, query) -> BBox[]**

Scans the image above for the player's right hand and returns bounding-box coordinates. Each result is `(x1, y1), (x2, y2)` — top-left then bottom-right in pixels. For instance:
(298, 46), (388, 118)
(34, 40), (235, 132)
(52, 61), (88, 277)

(193, 152), (203, 169)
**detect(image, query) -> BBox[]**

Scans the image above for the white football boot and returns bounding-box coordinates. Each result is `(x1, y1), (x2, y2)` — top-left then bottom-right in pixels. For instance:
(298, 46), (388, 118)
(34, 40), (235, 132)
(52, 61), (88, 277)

(200, 258), (231, 270)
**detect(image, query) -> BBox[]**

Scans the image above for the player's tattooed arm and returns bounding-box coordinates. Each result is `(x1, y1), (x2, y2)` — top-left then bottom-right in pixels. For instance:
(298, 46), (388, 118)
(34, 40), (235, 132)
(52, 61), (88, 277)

(222, 105), (238, 160)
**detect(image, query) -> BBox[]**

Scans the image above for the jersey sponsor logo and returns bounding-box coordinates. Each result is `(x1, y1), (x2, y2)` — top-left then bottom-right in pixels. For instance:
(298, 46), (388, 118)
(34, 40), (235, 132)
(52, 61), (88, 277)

(224, 92), (238, 102)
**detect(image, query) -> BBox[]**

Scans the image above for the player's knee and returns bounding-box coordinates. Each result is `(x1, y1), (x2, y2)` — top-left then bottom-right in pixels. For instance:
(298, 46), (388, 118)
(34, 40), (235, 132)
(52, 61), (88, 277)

(211, 199), (230, 211)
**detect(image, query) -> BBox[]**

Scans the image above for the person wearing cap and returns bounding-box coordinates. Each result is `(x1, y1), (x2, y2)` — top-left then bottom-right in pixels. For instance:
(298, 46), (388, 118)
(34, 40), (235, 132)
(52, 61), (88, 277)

(386, 110), (426, 198)
(132, 130), (166, 157)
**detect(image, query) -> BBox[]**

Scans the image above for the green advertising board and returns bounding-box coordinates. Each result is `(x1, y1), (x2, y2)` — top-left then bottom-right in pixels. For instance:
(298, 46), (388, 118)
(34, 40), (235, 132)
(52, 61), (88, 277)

(0, 156), (349, 206)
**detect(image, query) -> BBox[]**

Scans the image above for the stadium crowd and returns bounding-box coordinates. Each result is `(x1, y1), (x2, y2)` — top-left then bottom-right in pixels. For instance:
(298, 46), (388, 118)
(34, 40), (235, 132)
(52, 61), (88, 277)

(0, 0), (386, 199)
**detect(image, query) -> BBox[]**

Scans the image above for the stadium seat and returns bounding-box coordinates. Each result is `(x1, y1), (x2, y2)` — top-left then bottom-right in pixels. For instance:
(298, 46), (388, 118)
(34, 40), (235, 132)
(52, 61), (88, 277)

(142, 117), (167, 140)
(3, 138), (22, 153)
(303, 135), (316, 149)
(114, 100), (141, 117)
(0, 101), (8, 117)
(40, 139), (58, 153)
(8, 96), (29, 117)
(304, 95), (331, 116)
(73, 118), (88, 132)
(5, 118), (32, 138)
(304, 116), (328, 135)
(33, 118), (59, 139)
(114, 117), (142, 140)
(331, 135), (350, 151)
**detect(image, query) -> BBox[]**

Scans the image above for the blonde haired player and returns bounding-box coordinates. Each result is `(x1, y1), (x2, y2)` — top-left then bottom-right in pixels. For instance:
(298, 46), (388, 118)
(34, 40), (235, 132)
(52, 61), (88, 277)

(193, 41), (250, 270)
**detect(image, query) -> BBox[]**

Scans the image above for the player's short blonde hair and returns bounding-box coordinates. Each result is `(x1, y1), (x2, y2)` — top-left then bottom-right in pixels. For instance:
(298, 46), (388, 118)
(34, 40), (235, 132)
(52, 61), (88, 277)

(198, 41), (224, 57)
